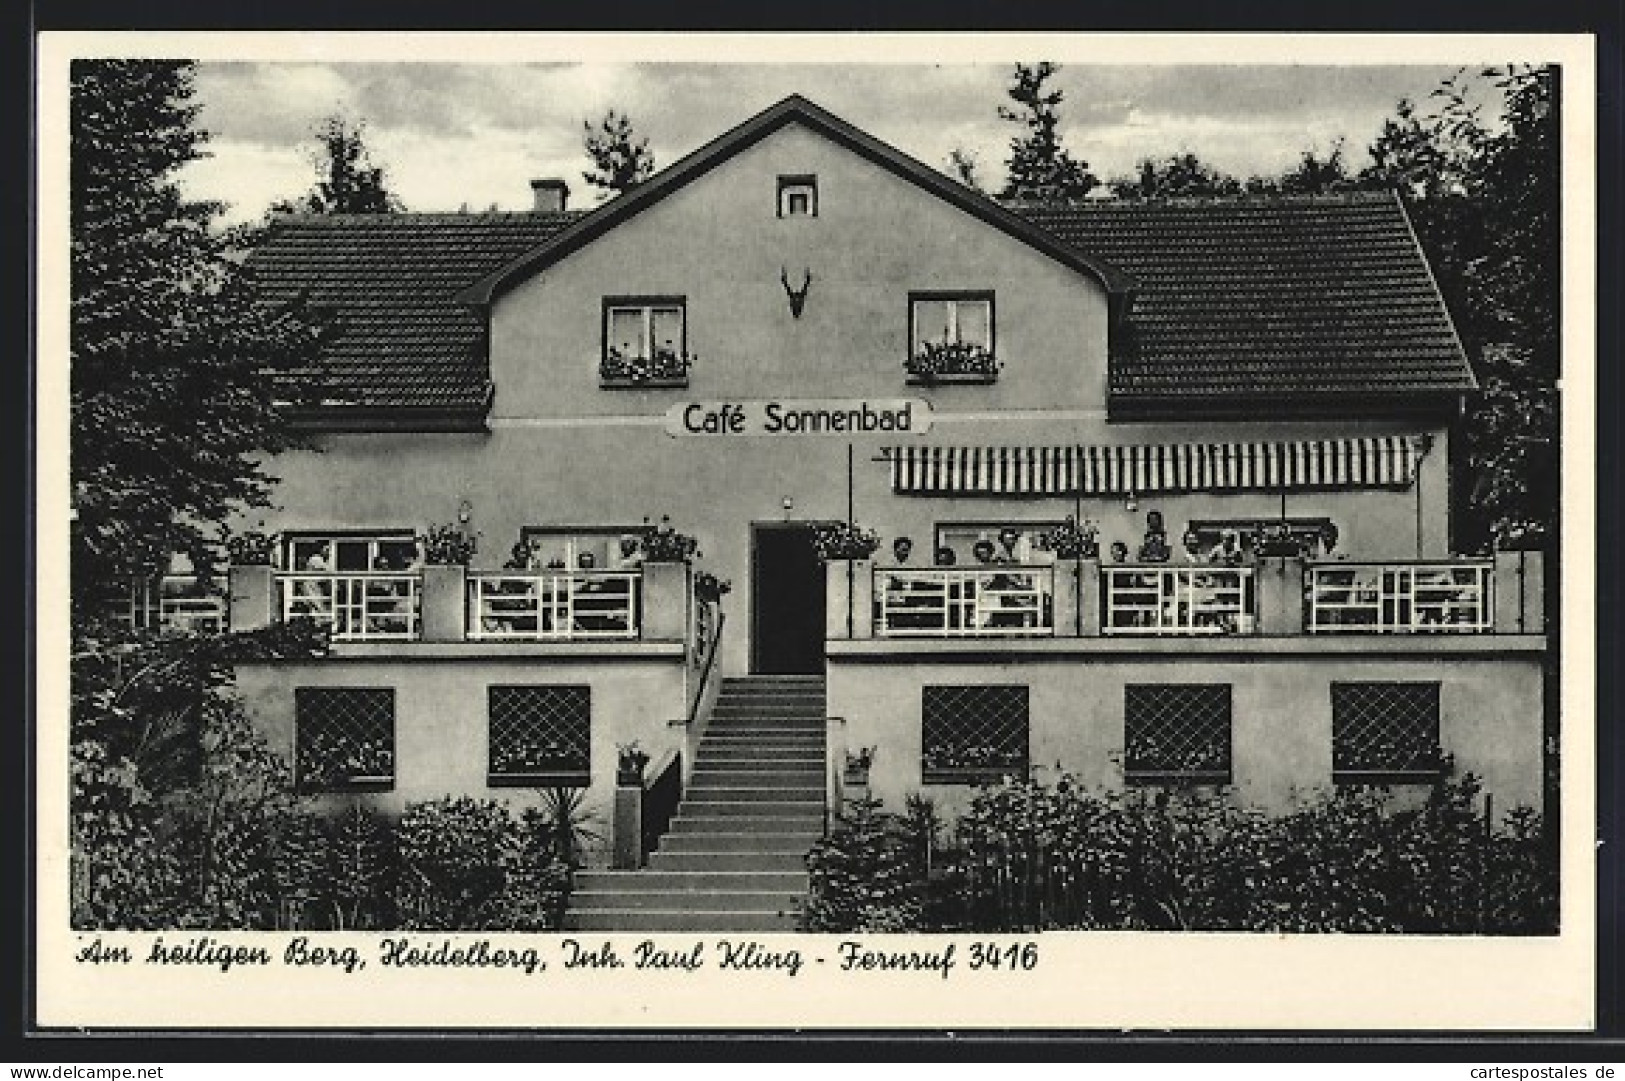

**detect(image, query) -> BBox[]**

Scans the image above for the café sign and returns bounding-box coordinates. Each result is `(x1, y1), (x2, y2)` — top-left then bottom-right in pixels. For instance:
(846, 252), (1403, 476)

(666, 398), (932, 438)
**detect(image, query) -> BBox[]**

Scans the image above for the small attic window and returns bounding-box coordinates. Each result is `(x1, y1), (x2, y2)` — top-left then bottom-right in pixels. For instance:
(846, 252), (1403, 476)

(777, 175), (818, 218)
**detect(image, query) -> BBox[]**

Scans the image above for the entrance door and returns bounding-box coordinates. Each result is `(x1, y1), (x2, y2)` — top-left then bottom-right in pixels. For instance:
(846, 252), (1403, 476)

(751, 523), (826, 675)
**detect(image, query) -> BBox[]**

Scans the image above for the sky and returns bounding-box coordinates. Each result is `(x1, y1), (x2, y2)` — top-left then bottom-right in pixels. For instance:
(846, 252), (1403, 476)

(181, 61), (1475, 224)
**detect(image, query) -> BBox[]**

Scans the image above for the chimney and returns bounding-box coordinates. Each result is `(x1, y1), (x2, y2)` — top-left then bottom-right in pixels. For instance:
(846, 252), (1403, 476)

(530, 178), (570, 213)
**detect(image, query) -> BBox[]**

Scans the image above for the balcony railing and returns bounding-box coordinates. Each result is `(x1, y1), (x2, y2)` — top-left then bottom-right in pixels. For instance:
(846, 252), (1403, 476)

(875, 566), (1054, 637)
(1307, 561), (1493, 634)
(467, 570), (641, 641)
(1102, 566), (1256, 636)
(280, 572), (421, 642)
(107, 575), (228, 634)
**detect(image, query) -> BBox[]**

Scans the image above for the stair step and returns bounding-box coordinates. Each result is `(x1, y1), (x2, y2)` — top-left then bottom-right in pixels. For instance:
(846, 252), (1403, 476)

(575, 869), (808, 893)
(684, 784), (822, 800)
(659, 832), (818, 854)
(647, 851), (808, 872)
(690, 769), (824, 786)
(569, 889), (803, 912)
(695, 745), (825, 759)
(670, 814), (824, 834)
(676, 796), (819, 812)
(566, 910), (801, 932)
(698, 728), (825, 738)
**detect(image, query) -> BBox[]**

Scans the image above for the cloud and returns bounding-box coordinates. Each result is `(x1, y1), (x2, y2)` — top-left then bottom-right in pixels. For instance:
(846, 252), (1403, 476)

(186, 60), (1470, 221)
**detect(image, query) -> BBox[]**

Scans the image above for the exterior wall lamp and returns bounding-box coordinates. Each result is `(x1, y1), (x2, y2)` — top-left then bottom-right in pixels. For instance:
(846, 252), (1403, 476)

(457, 499), (473, 525)
(1124, 491), (1138, 513)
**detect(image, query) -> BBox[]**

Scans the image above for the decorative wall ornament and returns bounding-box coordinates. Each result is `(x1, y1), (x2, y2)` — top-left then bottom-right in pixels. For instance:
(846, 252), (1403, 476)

(780, 266), (813, 318)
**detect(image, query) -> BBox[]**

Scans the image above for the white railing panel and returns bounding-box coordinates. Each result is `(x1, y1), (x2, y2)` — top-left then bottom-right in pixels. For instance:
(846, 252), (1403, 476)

(1307, 561), (1492, 634)
(874, 566), (1054, 638)
(1102, 566), (1255, 636)
(467, 570), (641, 641)
(280, 572), (421, 642)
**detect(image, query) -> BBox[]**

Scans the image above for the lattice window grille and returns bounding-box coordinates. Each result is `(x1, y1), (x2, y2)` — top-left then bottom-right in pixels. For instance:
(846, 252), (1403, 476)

(1123, 683), (1233, 783)
(295, 688), (395, 791)
(921, 684), (1029, 784)
(488, 685), (591, 786)
(1331, 682), (1443, 782)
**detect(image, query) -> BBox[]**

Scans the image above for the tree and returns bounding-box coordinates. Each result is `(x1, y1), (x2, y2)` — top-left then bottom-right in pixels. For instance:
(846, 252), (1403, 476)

(945, 147), (986, 193)
(1110, 152), (1243, 200)
(70, 59), (326, 593)
(1355, 67), (1559, 549)
(273, 114), (403, 215)
(1247, 139), (1361, 195)
(999, 62), (1098, 201)
(582, 109), (654, 198)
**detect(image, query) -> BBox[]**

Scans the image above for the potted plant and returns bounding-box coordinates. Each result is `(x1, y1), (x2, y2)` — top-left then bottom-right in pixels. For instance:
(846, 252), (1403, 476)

(842, 746), (875, 786)
(616, 741), (651, 787)
(641, 515), (700, 563)
(226, 528), (277, 566)
(420, 522), (478, 566)
(904, 340), (1001, 384)
(224, 528), (279, 631)
(812, 521), (880, 562)
(600, 346), (694, 387)
(1039, 516), (1099, 560)
(693, 570), (732, 604)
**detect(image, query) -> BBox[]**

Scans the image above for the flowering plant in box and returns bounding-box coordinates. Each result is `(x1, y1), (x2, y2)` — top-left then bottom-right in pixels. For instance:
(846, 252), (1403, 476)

(812, 521), (880, 562)
(843, 746), (876, 783)
(905, 340), (1000, 382)
(693, 571), (732, 604)
(226, 529), (277, 566)
(601, 347), (693, 385)
(1038, 516), (1099, 560)
(420, 523), (477, 566)
(615, 741), (651, 785)
(641, 516), (700, 563)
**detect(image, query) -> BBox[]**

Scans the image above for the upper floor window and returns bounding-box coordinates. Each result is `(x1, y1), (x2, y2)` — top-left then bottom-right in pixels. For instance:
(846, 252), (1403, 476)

(601, 297), (690, 387)
(777, 174), (818, 217)
(907, 292), (998, 384)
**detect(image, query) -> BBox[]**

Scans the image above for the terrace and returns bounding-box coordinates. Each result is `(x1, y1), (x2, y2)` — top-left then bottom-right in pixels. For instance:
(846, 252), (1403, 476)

(847, 552), (1541, 643)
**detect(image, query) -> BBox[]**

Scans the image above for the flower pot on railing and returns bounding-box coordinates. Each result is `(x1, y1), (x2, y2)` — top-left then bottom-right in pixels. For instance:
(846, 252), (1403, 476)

(616, 742), (651, 788)
(1255, 556), (1304, 636)
(421, 563), (466, 642)
(642, 561), (687, 641)
(228, 563), (277, 632)
(842, 747), (874, 791)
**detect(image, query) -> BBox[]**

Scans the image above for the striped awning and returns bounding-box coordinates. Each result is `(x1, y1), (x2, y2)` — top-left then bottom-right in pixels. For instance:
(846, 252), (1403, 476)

(887, 436), (1426, 496)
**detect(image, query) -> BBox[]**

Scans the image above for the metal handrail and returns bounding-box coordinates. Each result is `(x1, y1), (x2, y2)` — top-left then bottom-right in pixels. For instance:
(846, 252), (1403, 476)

(1101, 565), (1256, 636)
(686, 609), (726, 729)
(279, 571), (421, 642)
(466, 569), (641, 641)
(874, 565), (1056, 637)
(1307, 559), (1493, 634)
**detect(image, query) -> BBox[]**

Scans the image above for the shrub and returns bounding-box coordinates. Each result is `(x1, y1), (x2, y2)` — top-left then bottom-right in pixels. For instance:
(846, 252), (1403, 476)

(802, 797), (925, 932)
(801, 776), (1558, 935)
(394, 796), (572, 931)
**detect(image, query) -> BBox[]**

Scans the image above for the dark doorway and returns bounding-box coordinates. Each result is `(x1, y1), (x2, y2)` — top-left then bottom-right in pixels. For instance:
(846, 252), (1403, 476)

(751, 523), (826, 675)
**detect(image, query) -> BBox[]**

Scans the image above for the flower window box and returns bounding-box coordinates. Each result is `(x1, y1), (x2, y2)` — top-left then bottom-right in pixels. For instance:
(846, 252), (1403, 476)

(905, 341), (1001, 385)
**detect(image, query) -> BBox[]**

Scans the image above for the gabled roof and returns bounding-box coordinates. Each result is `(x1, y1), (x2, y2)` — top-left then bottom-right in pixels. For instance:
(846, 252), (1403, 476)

(456, 94), (1137, 306)
(250, 211), (579, 419)
(1023, 191), (1476, 411)
(247, 108), (1475, 424)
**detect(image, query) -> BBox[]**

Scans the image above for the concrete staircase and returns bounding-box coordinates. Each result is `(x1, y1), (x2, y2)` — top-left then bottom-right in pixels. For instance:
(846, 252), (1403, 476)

(566, 675), (826, 931)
